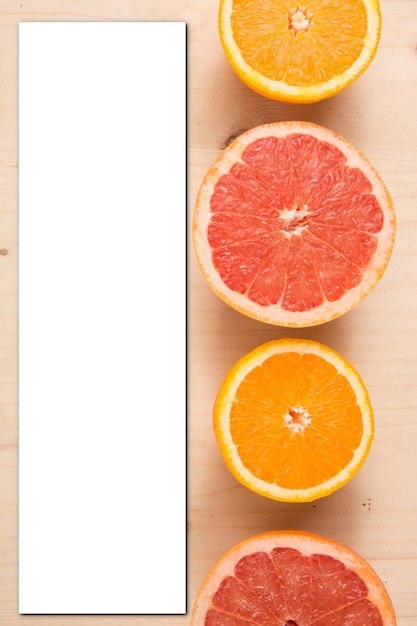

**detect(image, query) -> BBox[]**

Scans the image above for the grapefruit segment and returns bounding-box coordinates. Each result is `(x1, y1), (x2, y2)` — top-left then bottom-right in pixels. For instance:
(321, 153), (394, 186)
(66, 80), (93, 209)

(193, 122), (395, 327)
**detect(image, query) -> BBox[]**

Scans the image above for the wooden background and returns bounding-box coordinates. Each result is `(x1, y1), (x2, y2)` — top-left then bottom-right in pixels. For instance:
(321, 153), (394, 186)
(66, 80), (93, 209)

(1, 0), (416, 624)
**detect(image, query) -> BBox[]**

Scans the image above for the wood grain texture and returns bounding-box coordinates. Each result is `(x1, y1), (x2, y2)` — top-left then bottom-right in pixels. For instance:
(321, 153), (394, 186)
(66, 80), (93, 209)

(1, 0), (417, 623)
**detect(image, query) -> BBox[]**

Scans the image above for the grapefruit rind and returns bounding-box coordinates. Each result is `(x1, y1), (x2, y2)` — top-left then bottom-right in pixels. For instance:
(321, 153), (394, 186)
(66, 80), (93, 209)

(218, 0), (382, 103)
(213, 339), (374, 502)
(193, 121), (396, 328)
(191, 530), (397, 626)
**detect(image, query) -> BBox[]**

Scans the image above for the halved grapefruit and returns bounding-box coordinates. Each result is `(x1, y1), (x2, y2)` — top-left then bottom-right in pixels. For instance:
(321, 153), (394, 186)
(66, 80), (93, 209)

(191, 530), (396, 625)
(193, 121), (395, 327)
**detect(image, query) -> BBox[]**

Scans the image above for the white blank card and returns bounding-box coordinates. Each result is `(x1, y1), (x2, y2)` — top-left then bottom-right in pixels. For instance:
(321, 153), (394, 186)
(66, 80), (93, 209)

(19, 22), (186, 614)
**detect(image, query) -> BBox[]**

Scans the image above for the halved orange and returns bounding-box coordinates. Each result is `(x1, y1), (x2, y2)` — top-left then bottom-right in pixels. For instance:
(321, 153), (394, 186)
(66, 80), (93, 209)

(191, 530), (397, 625)
(193, 121), (395, 327)
(219, 0), (382, 102)
(213, 338), (374, 502)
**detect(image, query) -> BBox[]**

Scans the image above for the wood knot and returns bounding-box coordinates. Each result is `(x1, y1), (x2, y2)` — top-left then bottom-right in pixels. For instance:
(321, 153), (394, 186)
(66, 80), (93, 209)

(222, 129), (247, 149)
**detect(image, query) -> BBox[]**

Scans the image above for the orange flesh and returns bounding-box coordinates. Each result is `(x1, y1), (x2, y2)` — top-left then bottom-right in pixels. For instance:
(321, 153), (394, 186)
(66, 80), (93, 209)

(206, 547), (383, 625)
(230, 351), (363, 488)
(230, 0), (368, 86)
(208, 134), (384, 312)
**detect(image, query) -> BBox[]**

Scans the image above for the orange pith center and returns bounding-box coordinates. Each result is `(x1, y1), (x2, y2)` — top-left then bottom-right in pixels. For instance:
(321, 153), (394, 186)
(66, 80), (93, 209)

(284, 405), (312, 433)
(288, 6), (312, 34)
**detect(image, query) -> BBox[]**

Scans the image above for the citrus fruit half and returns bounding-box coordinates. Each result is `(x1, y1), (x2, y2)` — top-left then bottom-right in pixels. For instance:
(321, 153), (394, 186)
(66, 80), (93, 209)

(213, 338), (374, 502)
(218, 0), (382, 102)
(191, 530), (396, 625)
(193, 122), (395, 327)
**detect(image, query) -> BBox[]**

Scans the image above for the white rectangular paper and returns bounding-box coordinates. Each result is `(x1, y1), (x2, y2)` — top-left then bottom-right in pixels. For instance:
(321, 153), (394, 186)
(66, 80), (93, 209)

(19, 22), (186, 614)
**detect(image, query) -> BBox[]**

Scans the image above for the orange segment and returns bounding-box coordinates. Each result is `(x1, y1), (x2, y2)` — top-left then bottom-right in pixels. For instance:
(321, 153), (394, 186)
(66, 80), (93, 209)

(219, 0), (381, 102)
(213, 338), (374, 502)
(191, 531), (397, 626)
(193, 122), (396, 327)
